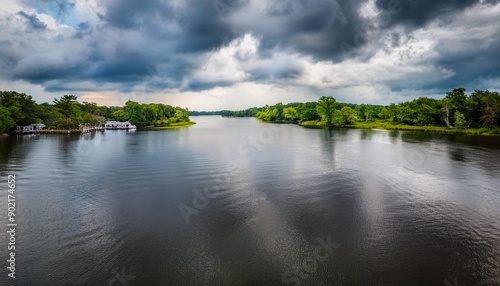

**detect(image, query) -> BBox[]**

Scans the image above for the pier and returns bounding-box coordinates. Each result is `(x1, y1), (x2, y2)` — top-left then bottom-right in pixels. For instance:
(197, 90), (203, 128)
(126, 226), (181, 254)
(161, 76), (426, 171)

(16, 123), (106, 135)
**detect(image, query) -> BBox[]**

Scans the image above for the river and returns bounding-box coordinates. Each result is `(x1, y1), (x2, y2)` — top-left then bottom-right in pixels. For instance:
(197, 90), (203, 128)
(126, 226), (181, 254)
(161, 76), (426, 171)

(0, 116), (499, 285)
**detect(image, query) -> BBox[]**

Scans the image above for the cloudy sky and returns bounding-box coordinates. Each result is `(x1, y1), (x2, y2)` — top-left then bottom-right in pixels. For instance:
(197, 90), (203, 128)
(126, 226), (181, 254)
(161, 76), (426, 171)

(1, 0), (499, 110)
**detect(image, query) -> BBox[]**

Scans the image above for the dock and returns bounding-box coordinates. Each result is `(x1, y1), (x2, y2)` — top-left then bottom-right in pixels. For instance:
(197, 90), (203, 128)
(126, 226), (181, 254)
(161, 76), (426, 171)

(38, 130), (81, 134)
(16, 123), (106, 135)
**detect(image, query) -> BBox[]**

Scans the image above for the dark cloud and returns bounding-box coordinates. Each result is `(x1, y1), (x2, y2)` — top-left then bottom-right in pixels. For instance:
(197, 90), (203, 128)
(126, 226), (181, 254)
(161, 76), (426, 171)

(12, 53), (81, 82)
(17, 11), (46, 29)
(77, 22), (90, 31)
(183, 81), (234, 92)
(226, 0), (369, 61)
(249, 61), (304, 81)
(432, 42), (500, 91)
(374, 0), (495, 29)
(215, 0), (496, 62)
(101, 0), (166, 29)
(99, 0), (240, 53)
(2, 0), (500, 99)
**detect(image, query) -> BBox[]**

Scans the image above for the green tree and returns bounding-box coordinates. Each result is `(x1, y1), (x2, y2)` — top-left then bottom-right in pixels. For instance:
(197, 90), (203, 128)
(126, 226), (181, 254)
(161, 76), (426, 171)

(454, 111), (467, 129)
(283, 107), (298, 121)
(144, 104), (159, 124)
(257, 107), (278, 121)
(411, 97), (442, 126)
(82, 113), (98, 125)
(53, 95), (79, 119)
(159, 105), (176, 119)
(480, 91), (500, 128)
(378, 107), (390, 120)
(316, 96), (337, 126)
(112, 109), (129, 122)
(387, 103), (399, 122)
(355, 104), (375, 121)
(446, 87), (467, 114)
(394, 102), (413, 125)
(173, 108), (189, 123)
(0, 91), (38, 126)
(441, 88), (468, 126)
(298, 102), (320, 121)
(341, 106), (357, 124)
(124, 101), (146, 126)
(331, 109), (344, 127)
(0, 105), (15, 133)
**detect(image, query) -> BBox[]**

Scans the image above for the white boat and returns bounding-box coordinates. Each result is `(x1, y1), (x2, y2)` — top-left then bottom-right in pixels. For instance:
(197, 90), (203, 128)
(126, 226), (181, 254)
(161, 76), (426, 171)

(105, 121), (137, 130)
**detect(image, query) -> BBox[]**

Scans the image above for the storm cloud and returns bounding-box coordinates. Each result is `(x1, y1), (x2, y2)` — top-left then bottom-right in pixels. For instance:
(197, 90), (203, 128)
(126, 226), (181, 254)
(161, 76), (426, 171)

(0, 0), (499, 109)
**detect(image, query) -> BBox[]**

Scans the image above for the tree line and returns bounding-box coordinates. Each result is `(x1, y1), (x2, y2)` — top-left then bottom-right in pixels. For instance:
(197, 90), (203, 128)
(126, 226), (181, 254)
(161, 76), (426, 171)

(221, 88), (500, 130)
(0, 91), (191, 133)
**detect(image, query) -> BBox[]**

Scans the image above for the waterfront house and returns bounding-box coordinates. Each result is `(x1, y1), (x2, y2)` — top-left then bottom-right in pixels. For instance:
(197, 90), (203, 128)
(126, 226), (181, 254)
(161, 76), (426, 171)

(105, 121), (137, 130)
(16, 123), (46, 134)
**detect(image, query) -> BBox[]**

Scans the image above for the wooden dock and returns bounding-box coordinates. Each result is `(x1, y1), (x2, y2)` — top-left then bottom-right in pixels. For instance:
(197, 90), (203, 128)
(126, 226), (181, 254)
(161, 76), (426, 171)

(38, 128), (106, 134)
(16, 125), (106, 135)
(14, 121), (106, 135)
(38, 130), (79, 134)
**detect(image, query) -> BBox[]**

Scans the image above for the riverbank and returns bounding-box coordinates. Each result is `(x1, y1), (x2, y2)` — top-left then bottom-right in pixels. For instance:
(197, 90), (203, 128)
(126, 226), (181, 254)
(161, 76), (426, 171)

(144, 121), (196, 130)
(299, 120), (500, 135)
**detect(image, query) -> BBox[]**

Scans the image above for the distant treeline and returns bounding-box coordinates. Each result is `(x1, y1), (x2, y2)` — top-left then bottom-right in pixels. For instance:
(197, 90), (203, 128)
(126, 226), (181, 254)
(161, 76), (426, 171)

(0, 91), (191, 133)
(221, 88), (500, 129)
(2, 88), (499, 134)
(189, 111), (222, 116)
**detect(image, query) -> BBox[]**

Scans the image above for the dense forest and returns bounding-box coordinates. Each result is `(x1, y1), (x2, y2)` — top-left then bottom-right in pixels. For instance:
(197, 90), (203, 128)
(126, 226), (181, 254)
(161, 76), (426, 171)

(0, 91), (191, 133)
(221, 88), (500, 133)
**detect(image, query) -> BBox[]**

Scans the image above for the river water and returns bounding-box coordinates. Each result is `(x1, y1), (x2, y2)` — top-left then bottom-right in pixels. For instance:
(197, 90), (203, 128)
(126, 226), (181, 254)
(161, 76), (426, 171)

(0, 116), (499, 285)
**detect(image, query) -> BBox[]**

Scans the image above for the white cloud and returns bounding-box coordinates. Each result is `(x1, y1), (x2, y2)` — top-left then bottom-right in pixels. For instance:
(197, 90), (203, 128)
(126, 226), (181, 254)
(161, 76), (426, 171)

(359, 0), (379, 20)
(1, 0), (24, 14)
(71, 0), (105, 24)
(193, 34), (258, 83)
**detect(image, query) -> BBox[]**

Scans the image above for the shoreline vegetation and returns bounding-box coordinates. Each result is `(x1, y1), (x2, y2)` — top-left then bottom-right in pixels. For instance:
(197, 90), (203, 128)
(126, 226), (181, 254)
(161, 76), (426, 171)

(145, 121), (196, 130)
(219, 87), (500, 136)
(0, 91), (194, 134)
(2, 87), (500, 136)
(299, 120), (500, 135)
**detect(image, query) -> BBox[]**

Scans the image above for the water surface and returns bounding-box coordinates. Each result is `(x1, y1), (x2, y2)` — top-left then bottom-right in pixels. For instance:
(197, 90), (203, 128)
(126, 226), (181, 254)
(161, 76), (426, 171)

(1, 116), (499, 285)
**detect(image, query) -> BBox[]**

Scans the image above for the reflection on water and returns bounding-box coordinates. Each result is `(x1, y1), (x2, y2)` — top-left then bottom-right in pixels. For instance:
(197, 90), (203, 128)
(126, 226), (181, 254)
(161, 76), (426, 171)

(0, 116), (499, 285)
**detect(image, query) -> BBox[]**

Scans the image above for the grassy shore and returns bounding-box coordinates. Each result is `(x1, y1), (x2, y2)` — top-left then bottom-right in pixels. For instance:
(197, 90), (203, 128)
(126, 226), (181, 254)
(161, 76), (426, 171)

(299, 120), (327, 128)
(144, 121), (196, 130)
(300, 120), (500, 135)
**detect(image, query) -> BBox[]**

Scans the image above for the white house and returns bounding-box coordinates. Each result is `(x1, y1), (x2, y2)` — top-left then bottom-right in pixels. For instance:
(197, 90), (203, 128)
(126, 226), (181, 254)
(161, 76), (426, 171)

(16, 123), (46, 134)
(105, 121), (137, 130)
